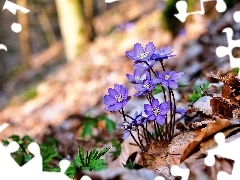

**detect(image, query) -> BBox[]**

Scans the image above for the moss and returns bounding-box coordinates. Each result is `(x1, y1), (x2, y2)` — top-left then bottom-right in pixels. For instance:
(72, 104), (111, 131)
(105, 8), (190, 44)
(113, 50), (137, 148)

(6, 65), (25, 81)
(20, 86), (38, 101)
(8, 85), (38, 106)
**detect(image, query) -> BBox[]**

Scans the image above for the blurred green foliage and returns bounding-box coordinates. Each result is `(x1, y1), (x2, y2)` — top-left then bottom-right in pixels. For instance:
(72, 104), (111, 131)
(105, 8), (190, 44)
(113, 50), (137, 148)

(81, 115), (116, 140)
(110, 139), (121, 160)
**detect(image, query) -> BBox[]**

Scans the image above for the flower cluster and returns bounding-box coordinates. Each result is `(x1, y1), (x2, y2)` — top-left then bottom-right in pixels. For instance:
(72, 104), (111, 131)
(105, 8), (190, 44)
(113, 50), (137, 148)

(104, 42), (185, 151)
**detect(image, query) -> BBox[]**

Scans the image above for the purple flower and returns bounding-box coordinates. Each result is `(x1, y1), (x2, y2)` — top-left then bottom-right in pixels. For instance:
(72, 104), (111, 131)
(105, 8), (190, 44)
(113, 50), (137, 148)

(144, 99), (169, 125)
(176, 108), (186, 116)
(151, 46), (175, 61)
(133, 111), (147, 125)
(134, 77), (156, 97)
(120, 121), (135, 140)
(167, 100), (186, 116)
(122, 130), (130, 139)
(104, 84), (130, 111)
(126, 42), (156, 62)
(134, 59), (156, 71)
(157, 71), (184, 89)
(126, 69), (149, 84)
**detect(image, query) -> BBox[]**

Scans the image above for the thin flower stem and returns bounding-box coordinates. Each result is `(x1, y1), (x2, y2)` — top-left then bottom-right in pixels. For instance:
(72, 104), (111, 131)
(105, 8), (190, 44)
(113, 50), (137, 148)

(161, 87), (167, 103)
(119, 109), (134, 121)
(141, 124), (157, 143)
(145, 95), (151, 103)
(129, 131), (145, 151)
(120, 109), (144, 150)
(170, 89), (176, 138)
(137, 128), (145, 149)
(145, 122), (152, 141)
(153, 120), (160, 142)
(156, 123), (164, 141)
(158, 60), (167, 102)
(143, 61), (158, 77)
(159, 60), (165, 71)
(143, 127), (150, 146)
(149, 93), (154, 102)
(168, 88), (173, 141)
(120, 109), (128, 122)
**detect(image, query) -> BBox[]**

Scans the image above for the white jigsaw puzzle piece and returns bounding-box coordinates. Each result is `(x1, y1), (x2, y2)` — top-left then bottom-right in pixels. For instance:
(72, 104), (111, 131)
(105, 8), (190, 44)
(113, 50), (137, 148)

(233, 11), (240, 23)
(215, 27), (240, 77)
(174, 0), (226, 22)
(205, 132), (240, 180)
(171, 164), (190, 180)
(0, 44), (7, 51)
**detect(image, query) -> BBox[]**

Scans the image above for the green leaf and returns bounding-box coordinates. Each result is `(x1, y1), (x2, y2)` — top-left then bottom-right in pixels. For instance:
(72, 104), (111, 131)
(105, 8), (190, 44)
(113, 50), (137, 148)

(43, 137), (59, 147)
(43, 165), (61, 172)
(12, 152), (25, 166)
(40, 145), (59, 164)
(24, 153), (32, 162)
(2, 139), (9, 145)
(82, 166), (91, 171)
(65, 163), (76, 178)
(202, 82), (210, 91)
(9, 135), (20, 142)
(123, 159), (135, 169)
(22, 135), (34, 142)
(90, 159), (107, 171)
(104, 118), (116, 134)
(110, 139), (121, 159)
(194, 85), (202, 95)
(178, 82), (189, 87)
(188, 93), (201, 102)
(233, 67), (239, 74)
(85, 151), (89, 166)
(95, 146), (112, 160)
(153, 85), (163, 95)
(77, 146), (86, 167)
(88, 147), (98, 162)
(81, 118), (97, 139)
(73, 153), (82, 167)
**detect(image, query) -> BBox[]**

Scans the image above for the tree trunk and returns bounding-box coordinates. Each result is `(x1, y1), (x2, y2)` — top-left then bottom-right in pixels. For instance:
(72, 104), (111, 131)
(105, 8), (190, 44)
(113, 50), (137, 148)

(55, 0), (89, 62)
(83, 0), (95, 41)
(16, 0), (31, 69)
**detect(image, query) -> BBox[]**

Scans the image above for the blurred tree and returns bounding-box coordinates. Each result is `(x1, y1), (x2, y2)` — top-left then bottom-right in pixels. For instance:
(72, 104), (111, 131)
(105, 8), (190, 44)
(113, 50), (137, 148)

(0, 0), (6, 90)
(83, 0), (95, 41)
(16, 0), (31, 69)
(55, 0), (89, 62)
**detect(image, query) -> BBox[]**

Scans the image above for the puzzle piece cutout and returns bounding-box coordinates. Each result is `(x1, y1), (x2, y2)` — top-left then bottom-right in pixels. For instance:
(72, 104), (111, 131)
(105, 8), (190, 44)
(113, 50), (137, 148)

(215, 16), (240, 78)
(0, 123), (9, 133)
(171, 163), (190, 180)
(233, 11), (240, 23)
(174, 0), (226, 22)
(204, 132), (240, 180)
(0, 141), (71, 180)
(2, 0), (30, 33)
(0, 1), (31, 51)
(0, 123), (93, 180)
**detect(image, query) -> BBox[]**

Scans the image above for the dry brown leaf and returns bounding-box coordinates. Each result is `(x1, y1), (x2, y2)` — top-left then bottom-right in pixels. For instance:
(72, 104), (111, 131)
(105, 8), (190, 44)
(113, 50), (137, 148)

(137, 116), (232, 178)
(199, 125), (240, 152)
(183, 125), (240, 180)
